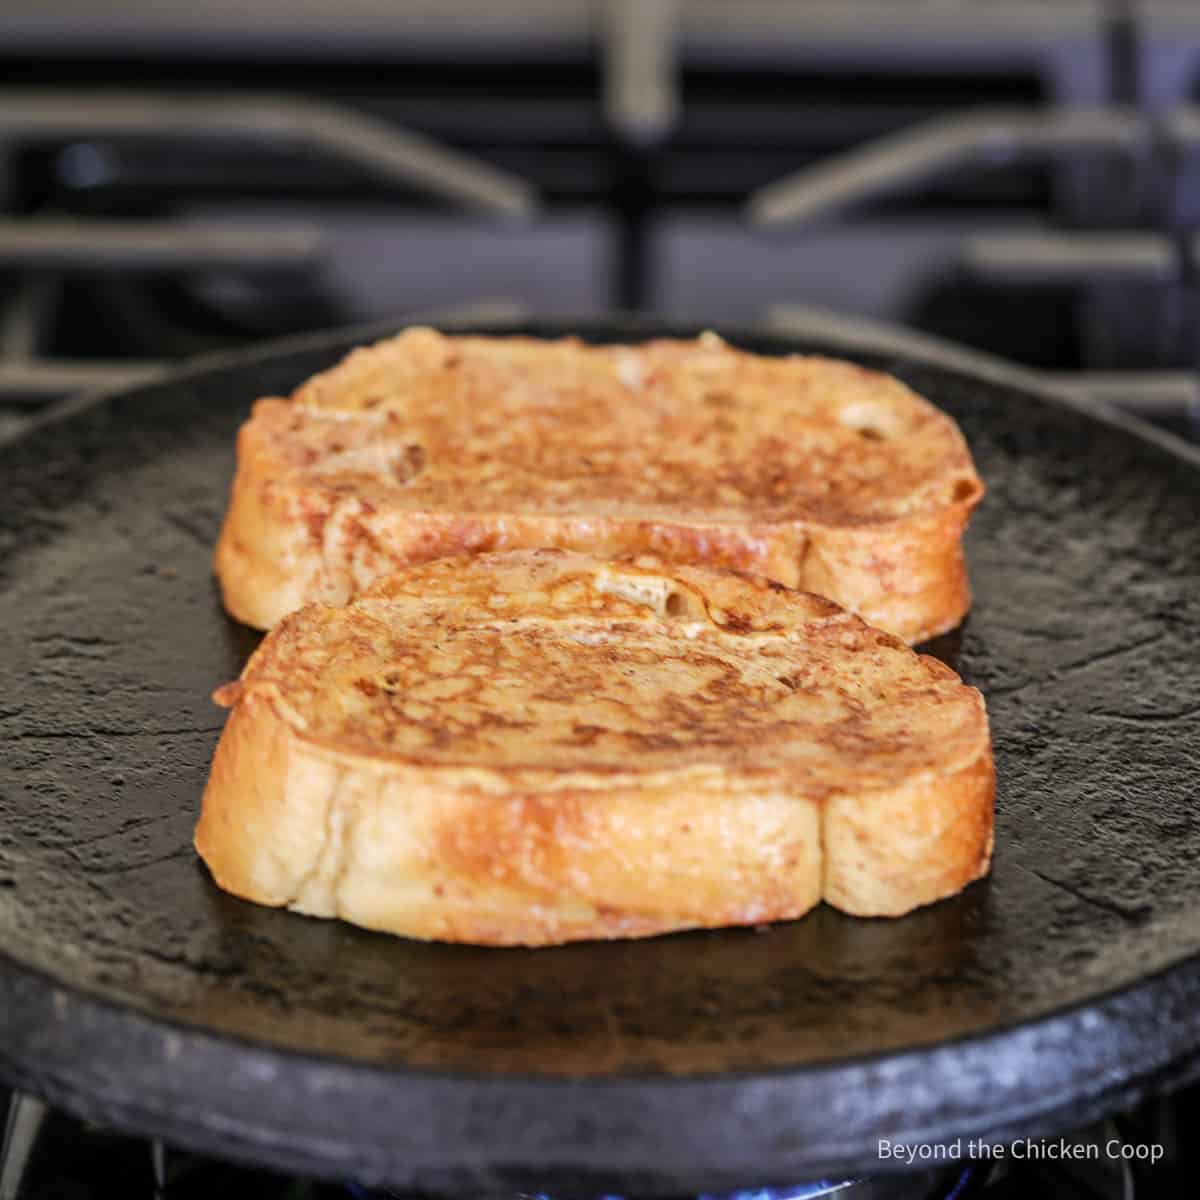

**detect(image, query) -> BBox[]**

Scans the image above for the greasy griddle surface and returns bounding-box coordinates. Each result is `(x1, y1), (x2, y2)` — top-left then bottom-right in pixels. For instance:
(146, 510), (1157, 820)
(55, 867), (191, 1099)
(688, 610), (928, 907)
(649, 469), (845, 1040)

(0, 318), (1198, 1188)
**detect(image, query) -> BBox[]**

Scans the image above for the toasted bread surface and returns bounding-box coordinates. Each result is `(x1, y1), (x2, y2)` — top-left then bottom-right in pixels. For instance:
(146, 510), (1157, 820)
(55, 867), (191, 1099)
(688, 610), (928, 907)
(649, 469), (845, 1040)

(196, 550), (993, 945)
(215, 329), (983, 641)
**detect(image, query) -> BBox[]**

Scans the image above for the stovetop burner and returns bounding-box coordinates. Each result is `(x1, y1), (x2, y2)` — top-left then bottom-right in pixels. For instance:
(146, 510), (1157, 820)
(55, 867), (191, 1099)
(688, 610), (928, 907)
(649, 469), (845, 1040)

(6, 1083), (1192, 1200)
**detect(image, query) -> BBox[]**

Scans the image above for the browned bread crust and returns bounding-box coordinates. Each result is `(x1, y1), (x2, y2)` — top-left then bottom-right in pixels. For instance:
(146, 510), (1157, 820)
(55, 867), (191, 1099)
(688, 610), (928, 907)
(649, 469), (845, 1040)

(196, 550), (994, 945)
(214, 329), (984, 642)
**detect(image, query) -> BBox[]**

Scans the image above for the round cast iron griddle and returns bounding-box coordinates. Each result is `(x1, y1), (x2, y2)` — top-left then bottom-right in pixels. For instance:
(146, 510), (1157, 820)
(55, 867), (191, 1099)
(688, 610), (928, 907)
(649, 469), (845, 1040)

(1, 315), (1199, 1194)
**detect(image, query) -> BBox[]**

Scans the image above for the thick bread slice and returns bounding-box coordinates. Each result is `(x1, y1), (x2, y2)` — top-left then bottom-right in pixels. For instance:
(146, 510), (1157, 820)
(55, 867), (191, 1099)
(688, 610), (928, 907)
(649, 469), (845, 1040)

(214, 328), (984, 642)
(196, 550), (994, 946)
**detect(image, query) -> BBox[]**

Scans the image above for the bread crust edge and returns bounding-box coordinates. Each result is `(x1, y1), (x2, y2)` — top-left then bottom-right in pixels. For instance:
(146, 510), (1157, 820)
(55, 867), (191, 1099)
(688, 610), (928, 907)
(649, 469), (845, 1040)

(195, 691), (994, 947)
(214, 451), (982, 644)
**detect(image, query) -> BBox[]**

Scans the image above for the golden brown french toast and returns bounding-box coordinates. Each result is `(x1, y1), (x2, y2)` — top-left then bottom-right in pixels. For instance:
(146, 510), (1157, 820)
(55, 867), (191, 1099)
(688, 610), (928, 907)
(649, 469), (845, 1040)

(195, 550), (994, 945)
(214, 328), (984, 643)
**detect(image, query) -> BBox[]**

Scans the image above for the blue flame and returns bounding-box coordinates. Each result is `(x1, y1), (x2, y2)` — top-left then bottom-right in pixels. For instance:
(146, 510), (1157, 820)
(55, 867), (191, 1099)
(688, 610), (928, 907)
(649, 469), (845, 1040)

(697, 1186), (853, 1200)
(524, 1186), (855, 1200)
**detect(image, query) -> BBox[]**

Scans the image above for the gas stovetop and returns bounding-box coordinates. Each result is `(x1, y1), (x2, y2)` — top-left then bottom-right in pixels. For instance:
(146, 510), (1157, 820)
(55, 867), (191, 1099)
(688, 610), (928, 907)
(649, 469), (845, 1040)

(3, 4), (1200, 1198)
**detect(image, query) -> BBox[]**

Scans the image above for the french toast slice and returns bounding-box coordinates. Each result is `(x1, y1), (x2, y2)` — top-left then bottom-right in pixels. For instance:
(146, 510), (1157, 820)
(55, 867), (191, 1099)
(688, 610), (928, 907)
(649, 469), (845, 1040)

(196, 550), (994, 946)
(214, 328), (984, 643)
